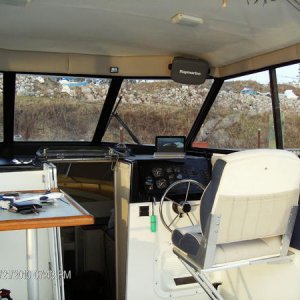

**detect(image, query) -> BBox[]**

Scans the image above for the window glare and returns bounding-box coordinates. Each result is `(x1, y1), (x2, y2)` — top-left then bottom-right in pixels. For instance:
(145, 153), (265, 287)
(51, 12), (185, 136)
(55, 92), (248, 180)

(14, 75), (111, 141)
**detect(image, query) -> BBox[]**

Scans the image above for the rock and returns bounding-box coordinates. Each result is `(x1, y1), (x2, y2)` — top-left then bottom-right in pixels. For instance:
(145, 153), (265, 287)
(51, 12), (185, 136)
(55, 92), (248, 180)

(81, 87), (91, 94)
(61, 85), (71, 95)
(86, 94), (95, 102)
(284, 89), (298, 100)
(36, 76), (45, 84)
(17, 87), (27, 96)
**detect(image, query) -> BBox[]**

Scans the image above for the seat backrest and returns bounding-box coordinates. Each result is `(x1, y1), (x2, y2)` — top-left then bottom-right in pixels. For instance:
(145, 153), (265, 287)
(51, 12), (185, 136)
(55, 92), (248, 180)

(200, 149), (300, 244)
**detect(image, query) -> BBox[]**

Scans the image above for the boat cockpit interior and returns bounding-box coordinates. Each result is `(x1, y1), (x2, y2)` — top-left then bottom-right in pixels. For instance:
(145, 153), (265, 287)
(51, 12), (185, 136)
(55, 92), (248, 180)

(0, 1), (299, 300)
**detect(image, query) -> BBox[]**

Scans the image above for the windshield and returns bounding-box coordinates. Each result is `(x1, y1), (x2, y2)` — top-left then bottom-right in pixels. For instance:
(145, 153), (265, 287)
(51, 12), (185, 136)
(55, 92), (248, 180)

(103, 79), (213, 144)
(277, 63), (300, 149)
(14, 74), (111, 141)
(194, 71), (274, 149)
(0, 73), (2, 142)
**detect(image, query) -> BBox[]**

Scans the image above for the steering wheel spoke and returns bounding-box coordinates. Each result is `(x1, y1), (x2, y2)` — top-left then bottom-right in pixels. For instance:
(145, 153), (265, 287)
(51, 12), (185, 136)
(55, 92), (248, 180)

(186, 212), (195, 226)
(167, 214), (180, 228)
(184, 181), (191, 203)
(165, 196), (176, 203)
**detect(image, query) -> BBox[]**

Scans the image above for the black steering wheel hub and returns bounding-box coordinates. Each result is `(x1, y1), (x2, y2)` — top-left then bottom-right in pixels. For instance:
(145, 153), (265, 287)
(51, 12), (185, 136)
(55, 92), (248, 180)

(172, 201), (192, 215)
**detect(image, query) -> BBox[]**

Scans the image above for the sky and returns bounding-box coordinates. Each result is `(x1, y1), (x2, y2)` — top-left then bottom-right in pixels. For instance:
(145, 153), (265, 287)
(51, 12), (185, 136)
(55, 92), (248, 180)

(233, 63), (299, 84)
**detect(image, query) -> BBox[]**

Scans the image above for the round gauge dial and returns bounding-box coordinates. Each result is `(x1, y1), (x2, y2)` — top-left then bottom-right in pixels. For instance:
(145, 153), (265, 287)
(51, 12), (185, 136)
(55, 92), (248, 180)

(156, 178), (168, 189)
(152, 167), (164, 177)
(166, 167), (173, 174)
(168, 173), (175, 180)
(174, 167), (181, 173)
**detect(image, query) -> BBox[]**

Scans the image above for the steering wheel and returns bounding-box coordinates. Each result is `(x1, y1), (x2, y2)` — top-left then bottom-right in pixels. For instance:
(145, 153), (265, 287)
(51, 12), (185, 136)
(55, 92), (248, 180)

(159, 179), (205, 232)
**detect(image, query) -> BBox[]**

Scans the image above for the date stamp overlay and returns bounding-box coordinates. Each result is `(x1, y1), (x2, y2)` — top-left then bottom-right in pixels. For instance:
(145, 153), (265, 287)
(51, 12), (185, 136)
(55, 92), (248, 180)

(0, 269), (71, 280)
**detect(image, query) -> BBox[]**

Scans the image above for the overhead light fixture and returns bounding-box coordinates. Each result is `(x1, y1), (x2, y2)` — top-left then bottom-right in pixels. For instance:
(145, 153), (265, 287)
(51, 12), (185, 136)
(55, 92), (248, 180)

(0, 0), (31, 6)
(171, 13), (204, 27)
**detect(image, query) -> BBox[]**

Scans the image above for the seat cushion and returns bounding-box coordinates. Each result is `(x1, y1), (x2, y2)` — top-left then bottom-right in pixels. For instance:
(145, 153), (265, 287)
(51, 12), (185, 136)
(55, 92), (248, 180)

(215, 236), (281, 265)
(179, 232), (203, 256)
(172, 225), (202, 249)
(173, 227), (281, 267)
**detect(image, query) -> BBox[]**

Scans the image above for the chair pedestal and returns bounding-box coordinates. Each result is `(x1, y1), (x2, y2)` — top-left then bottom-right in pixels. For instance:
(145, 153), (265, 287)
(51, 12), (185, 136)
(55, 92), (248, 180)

(179, 258), (224, 300)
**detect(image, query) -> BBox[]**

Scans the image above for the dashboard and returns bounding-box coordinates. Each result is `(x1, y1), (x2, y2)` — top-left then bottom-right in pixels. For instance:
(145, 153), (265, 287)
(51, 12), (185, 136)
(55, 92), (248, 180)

(129, 156), (211, 203)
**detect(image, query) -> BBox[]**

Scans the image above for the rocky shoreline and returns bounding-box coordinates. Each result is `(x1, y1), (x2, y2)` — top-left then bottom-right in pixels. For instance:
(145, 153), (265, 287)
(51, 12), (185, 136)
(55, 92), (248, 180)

(0, 75), (299, 114)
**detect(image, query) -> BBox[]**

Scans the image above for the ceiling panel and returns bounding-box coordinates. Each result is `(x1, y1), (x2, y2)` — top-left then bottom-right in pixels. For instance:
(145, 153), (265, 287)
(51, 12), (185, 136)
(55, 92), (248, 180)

(0, 0), (299, 68)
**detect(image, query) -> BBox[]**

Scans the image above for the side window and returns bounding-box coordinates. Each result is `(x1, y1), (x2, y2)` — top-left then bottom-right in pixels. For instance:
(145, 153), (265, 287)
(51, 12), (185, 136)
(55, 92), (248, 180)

(193, 71), (274, 149)
(14, 75), (111, 141)
(276, 63), (300, 149)
(0, 73), (2, 141)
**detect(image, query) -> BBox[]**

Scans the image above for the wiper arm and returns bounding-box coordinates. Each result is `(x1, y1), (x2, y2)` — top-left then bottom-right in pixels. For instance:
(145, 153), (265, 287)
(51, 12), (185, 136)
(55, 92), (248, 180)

(112, 113), (141, 145)
(111, 96), (123, 116)
(110, 96), (141, 145)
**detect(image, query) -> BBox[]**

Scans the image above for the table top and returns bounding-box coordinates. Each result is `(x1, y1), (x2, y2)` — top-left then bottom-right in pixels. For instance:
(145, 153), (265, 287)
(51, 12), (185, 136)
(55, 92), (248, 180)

(0, 191), (94, 231)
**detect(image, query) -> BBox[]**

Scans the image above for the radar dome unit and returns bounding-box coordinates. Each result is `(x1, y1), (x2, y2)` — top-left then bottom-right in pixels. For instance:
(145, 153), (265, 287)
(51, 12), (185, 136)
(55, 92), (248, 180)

(170, 57), (209, 85)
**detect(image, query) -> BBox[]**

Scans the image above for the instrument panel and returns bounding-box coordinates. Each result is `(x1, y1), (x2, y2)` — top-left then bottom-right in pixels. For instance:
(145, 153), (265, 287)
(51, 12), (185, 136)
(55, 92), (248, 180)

(131, 157), (211, 203)
(150, 165), (195, 190)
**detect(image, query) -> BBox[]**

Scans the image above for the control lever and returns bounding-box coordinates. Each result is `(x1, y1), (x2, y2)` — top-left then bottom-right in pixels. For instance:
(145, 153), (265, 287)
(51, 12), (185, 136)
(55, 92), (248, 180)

(153, 196), (156, 206)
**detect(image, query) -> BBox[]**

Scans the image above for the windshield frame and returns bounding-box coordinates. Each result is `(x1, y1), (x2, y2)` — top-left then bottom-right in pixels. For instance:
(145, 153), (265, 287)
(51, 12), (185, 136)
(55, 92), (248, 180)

(0, 59), (298, 156)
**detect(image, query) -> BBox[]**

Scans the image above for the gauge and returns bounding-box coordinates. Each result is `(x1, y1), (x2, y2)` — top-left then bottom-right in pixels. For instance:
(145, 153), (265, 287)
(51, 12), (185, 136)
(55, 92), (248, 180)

(174, 167), (181, 173)
(152, 167), (164, 178)
(168, 173), (175, 184)
(156, 178), (168, 189)
(168, 173), (175, 180)
(166, 167), (173, 174)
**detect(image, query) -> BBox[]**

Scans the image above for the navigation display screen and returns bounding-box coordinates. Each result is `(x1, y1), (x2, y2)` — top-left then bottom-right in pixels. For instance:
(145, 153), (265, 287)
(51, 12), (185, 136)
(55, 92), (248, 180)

(155, 136), (185, 153)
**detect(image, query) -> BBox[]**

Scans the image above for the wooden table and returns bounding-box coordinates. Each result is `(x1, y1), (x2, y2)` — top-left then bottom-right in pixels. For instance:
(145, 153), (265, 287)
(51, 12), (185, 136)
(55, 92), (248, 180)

(0, 192), (94, 300)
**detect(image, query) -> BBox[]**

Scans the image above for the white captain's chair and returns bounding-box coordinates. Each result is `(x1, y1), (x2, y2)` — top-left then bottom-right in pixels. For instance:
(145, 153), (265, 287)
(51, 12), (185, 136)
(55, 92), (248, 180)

(172, 149), (300, 299)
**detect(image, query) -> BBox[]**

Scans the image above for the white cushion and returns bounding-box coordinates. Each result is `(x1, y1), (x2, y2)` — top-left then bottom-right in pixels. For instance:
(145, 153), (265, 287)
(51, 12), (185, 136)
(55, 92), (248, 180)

(215, 237), (281, 265)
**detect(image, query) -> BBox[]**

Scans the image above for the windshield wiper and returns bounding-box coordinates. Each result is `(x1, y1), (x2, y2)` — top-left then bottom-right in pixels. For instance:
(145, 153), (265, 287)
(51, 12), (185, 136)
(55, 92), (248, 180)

(110, 96), (141, 145)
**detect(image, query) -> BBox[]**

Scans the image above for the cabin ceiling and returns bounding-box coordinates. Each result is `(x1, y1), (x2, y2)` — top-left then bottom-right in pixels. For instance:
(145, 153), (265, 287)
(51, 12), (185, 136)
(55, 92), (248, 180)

(0, 0), (299, 76)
